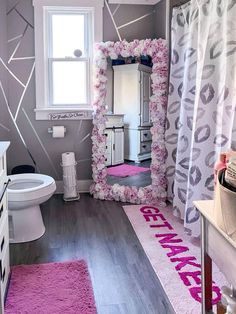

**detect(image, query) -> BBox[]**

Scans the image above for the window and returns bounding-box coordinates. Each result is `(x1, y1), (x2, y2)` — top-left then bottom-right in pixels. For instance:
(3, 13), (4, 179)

(33, 0), (103, 120)
(48, 10), (91, 107)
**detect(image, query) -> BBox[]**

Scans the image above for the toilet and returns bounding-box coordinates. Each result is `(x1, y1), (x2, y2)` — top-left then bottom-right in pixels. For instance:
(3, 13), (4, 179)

(7, 173), (56, 243)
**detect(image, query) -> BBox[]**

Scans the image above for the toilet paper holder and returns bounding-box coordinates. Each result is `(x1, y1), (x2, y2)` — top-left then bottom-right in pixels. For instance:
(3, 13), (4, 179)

(48, 126), (67, 136)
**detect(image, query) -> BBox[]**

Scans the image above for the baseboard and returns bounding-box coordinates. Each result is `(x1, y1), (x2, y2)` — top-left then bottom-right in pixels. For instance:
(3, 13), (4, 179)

(55, 180), (93, 194)
(124, 153), (151, 163)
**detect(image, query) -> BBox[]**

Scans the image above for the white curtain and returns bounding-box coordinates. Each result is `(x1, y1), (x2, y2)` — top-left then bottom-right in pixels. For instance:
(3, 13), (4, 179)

(166, 0), (236, 236)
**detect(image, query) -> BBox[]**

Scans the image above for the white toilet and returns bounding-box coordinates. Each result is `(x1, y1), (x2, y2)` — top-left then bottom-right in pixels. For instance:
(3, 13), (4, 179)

(7, 173), (56, 243)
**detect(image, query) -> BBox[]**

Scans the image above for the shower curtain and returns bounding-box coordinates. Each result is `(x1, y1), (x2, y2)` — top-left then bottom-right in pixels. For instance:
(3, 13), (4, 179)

(166, 0), (236, 236)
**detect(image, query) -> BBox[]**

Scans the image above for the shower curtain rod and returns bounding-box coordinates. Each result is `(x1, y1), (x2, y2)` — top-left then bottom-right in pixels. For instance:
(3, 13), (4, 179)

(172, 0), (190, 8)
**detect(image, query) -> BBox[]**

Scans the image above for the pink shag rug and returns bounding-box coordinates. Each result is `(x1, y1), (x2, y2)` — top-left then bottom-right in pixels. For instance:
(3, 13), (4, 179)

(107, 164), (150, 177)
(5, 260), (97, 314)
(123, 205), (228, 314)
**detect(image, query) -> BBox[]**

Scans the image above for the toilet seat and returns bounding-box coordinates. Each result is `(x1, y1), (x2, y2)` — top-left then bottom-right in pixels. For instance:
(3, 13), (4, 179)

(8, 173), (56, 202)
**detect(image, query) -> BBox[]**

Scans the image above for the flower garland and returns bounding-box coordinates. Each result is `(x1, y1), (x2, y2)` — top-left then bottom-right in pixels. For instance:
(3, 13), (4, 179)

(90, 39), (168, 206)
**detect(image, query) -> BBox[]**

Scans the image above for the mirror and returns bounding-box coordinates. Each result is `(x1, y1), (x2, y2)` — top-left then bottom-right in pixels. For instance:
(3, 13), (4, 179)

(91, 39), (168, 205)
(106, 57), (152, 188)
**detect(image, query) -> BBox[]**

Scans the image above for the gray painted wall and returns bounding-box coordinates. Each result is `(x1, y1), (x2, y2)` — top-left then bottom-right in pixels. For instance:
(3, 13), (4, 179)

(104, 3), (156, 42)
(0, 0), (11, 143)
(104, 3), (157, 111)
(154, 0), (166, 39)
(0, 0), (166, 181)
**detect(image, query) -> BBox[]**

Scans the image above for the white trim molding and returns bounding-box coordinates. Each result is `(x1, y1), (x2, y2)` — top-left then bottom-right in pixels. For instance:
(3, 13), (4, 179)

(33, 0), (103, 120)
(108, 0), (161, 4)
(55, 179), (93, 194)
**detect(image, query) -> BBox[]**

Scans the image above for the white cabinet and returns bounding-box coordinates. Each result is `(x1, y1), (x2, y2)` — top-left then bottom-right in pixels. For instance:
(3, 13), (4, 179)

(104, 115), (124, 166)
(113, 63), (152, 162)
(0, 142), (10, 314)
(141, 70), (152, 127)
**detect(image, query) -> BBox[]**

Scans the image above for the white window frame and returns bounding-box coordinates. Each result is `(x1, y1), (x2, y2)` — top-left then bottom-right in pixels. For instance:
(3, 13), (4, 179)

(33, 0), (103, 120)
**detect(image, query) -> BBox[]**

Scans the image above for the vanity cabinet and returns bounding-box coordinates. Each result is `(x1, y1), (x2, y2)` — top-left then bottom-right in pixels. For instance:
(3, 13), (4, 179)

(0, 142), (10, 313)
(104, 115), (124, 166)
(113, 63), (152, 162)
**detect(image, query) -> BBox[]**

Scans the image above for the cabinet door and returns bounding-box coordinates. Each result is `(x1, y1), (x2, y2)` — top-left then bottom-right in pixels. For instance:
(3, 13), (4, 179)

(112, 129), (124, 165)
(104, 130), (112, 166)
(140, 71), (151, 126)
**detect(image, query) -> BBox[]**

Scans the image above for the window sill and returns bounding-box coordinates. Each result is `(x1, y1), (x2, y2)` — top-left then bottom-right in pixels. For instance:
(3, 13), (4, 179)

(34, 107), (94, 120)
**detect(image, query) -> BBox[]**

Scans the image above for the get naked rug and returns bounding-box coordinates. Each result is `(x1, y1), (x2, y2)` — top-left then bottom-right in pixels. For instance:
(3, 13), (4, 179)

(107, 164), (150, 177)
(5, 260), (97, 314)
(123, 205), (227, 314)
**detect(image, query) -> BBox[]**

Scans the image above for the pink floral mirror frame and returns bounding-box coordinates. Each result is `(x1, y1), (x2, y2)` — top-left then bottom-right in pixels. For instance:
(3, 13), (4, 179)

(90, 39), (168, 206)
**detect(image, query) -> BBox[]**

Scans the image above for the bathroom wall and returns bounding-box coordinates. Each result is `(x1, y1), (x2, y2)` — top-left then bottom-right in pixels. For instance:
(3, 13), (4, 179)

(103, 3), (156, 42)
(154, 0), (166, 39)
(0, 0), (11, 144)
(0, 0), (165, 186)
(104, 3), (157, 111)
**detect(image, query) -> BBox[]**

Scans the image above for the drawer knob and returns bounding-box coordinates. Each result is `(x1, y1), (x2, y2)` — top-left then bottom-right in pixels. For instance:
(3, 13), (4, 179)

(144, 133), (148, 137)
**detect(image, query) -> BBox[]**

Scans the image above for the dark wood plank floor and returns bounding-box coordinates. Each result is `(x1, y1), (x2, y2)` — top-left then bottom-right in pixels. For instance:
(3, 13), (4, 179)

(10, 194), (175, 314)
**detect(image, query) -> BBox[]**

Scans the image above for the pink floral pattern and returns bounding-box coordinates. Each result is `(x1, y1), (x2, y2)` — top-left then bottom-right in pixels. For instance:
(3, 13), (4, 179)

(90, 39), (168, 206)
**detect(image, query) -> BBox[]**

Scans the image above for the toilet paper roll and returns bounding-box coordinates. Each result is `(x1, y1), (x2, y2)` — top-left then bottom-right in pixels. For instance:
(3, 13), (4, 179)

(62, 152), (76, 165)
(62, 166), (76, 177)
(52, 126), (66, 138)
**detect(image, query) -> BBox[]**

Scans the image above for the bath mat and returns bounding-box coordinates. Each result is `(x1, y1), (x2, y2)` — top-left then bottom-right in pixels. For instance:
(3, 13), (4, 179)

(123, 205), (227, 314)
(5, 260), (97, 314)
(107, 164), (150, 177)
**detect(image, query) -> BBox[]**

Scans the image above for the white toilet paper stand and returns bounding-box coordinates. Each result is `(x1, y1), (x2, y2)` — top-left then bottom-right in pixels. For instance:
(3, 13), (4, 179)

(62, 163), (80, 202)
(63, 193), (80, 202)
(61, 152), (80, 202)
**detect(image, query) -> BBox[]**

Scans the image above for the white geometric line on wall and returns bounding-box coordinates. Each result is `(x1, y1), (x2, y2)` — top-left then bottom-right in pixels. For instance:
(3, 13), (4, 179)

(117, 10), (155, 29)
(0, 81), (35, 166)
(73, 120), (83, 151)
(8, 24), (28, 64)
(0, 123), (10, 132)
(105, 0), (122, 41)
(8, 34), (23, 43)
(75, 119), (83, 141)
(0, 82), (10, 111)
(12, 56), (35, 61)
(77, 120), (83, 136)
(112, 4), (120, 16)
(0, 58), (26, 88)
(14, 62), (35, 121)
(14, 8), (34, 29)
(79, 133), (91, 144)
(22, 108), (60, 179)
